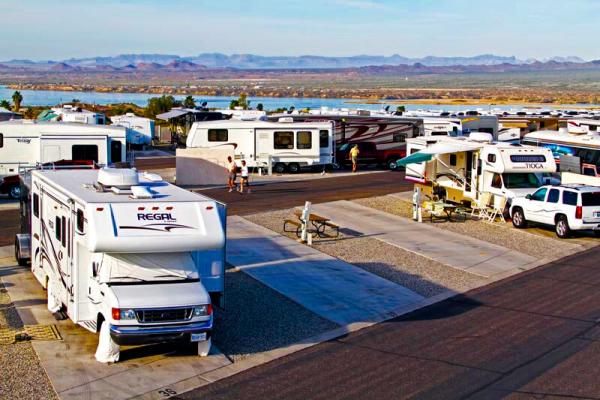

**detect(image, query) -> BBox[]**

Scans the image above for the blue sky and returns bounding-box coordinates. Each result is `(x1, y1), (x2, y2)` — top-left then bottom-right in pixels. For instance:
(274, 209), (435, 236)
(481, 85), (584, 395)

(2, 0), (599, 61)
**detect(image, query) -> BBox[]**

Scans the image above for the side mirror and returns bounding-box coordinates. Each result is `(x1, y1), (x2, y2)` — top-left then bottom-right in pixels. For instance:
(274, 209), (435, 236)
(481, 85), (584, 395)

(525, 194), (532, 200)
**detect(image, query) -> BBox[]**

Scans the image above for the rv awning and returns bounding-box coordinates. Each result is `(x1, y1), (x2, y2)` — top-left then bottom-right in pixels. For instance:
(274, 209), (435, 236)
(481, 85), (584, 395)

(396, 141), (482, 167)
(156, 109), (189, 120)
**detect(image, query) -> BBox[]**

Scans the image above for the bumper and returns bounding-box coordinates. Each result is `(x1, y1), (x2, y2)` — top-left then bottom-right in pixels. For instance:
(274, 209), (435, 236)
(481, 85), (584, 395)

(109, 320), (212, 346)
(570, 222), (600, 231)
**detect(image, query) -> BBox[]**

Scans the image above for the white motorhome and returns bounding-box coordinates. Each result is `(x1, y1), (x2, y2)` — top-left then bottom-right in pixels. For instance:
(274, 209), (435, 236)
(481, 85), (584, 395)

(186, 119), (335, 173)
(110, 113), (155, 146)
(399, 133), (556, 205)
(15, 168), (225, 362)
(50, 105), (106, 125)
(0, 121), (127, 179)
(566, 118), (600, 134)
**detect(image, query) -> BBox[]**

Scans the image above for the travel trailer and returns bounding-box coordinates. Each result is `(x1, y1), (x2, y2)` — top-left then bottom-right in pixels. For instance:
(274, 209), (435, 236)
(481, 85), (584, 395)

(523, 129), (600, 177)
(15, 167), (226, 362)
(186, 119), (335, 173)
(49, 105), (106, 125)
(110, 113), (155, 146)
(268, 113), (424, 152)
(566, 119), (600, 135)
(398, 133), (556, 206)
(0, 120), (127, 179)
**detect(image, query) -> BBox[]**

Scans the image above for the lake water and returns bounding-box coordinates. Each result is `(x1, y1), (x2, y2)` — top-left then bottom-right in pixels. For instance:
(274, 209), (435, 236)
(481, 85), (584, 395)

(0, 85), (596, 112)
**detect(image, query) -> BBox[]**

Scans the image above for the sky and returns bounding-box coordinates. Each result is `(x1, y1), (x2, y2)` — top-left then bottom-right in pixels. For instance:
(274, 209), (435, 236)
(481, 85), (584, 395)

(2, 0), (599, 61)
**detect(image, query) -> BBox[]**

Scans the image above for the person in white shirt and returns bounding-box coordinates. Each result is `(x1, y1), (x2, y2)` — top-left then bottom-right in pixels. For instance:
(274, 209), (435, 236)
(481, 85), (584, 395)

(227, 156), (237, 192)
(239, 160), (251, 193)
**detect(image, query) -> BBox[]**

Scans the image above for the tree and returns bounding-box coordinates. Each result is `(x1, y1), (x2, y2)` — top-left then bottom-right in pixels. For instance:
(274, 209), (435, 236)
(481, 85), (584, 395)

(183, 95), (196, 109)
(396, 105), (406, 114)
(0, 99), (10, 110)
(256, 103), (264, 111)
(229, 99), (240, 110)
(12, 91), (23, 112)
(146, 95), (178, 118)
(230, 93), (250, 110)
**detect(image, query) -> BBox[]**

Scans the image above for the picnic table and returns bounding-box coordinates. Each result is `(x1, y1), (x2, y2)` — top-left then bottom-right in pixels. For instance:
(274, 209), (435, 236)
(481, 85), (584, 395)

(424, 202), (467, 223)
(283, 210), (340, 238)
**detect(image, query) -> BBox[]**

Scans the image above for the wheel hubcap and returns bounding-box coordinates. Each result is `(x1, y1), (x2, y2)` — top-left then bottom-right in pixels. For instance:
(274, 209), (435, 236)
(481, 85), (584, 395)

(558, 222), (565, 235)
(515, 213), (522, 224)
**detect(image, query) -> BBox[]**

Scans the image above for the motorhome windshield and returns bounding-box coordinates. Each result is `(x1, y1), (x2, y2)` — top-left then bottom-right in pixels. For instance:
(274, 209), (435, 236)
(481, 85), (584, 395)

(100, 252), (199, 284)
(502, 173), (541, 189)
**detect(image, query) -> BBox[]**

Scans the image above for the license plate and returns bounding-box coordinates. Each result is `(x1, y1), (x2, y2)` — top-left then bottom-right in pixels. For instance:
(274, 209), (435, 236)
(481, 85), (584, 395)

(191, 332), (207, 342)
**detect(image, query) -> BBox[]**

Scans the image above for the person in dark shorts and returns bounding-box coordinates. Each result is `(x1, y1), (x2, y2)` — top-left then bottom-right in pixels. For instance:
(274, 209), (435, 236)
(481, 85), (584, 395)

(227, 156), (237, 192)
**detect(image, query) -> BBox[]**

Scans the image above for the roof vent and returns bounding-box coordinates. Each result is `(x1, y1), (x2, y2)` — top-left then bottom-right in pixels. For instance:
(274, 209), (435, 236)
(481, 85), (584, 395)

(131, 186), (154, 199)
(469, 131), (493, 143)
(97, 168), (139, 188)
(278, 117), (294, 123)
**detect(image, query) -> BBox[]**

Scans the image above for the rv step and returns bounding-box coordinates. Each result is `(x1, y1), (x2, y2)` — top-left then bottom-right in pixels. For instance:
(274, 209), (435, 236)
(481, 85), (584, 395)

(81, 320), (97, 333)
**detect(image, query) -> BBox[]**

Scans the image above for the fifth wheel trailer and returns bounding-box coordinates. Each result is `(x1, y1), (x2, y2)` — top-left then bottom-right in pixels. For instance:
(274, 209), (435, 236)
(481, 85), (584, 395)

(15, 167), (226, 362)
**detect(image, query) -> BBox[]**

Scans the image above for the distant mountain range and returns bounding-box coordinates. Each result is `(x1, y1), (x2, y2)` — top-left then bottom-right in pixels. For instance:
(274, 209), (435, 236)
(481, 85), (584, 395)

(1, 53), (589, 70)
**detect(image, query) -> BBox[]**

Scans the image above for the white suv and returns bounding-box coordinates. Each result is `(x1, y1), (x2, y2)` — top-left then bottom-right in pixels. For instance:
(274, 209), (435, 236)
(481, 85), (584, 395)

(510, 184), (600, 238)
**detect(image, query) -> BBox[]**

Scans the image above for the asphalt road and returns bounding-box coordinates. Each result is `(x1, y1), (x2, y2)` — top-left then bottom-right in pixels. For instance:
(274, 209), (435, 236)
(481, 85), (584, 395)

(203, 171), (410, 215)
(177, 245), (600, 400)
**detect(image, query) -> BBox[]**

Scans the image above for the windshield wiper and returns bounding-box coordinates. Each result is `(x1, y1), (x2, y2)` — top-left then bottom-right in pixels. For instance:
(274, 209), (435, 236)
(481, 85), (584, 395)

(110, 276), (147, 282)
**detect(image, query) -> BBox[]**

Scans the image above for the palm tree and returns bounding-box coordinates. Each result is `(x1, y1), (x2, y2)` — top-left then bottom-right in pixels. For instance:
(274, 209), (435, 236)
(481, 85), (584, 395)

(12, 91), (23, 112)
(0, 99), (11, 110)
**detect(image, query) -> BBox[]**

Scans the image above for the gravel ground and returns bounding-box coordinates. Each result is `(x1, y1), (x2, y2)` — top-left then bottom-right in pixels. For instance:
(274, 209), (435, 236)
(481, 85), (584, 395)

(0, 279), (57, 400)
(353, 195), (580, 260)
(245, 210), (485, 297)
(212, 267), (339, 361)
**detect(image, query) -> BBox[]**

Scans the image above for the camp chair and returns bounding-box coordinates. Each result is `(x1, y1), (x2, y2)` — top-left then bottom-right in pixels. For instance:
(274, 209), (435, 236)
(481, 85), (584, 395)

(487, 195), (507, 223)
(471, 192), (492, 221)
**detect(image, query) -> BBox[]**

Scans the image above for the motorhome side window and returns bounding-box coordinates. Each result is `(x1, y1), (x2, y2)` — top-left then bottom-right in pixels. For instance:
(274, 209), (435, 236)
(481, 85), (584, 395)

(208, 129), (228, 142)
(274, 131), (294, 149)
(0, 133), (3, 148)
(393, 133), (406, 143)
(72, 145), (98, 162)
(491, 173), (502, 189)
(55, 216), (62, 241)
(297, 131), (312, 149)
(33, 193), (39, 218)
(488, 154), (496, 163)
(449, 154), (457, 166)
(319, 130), (329, 148)
(76, 209), (85, 233)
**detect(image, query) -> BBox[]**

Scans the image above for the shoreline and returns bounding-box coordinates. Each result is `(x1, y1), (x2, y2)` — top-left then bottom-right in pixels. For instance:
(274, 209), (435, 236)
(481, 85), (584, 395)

(4, 84), (600, 109)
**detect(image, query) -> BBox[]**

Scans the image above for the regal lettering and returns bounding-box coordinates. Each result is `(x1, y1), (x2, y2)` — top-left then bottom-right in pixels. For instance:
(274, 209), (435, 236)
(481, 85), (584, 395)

(137, 213), (176, 221)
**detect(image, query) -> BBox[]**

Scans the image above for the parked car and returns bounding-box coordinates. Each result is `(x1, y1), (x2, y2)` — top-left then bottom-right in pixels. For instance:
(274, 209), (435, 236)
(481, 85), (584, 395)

(337, 142), (406, 170)
(510, 184), (600, 238)
(0, 175), (20, 199)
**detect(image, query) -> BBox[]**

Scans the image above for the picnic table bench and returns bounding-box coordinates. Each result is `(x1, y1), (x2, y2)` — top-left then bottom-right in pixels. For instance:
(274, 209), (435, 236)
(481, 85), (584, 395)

(283, 210), (340, 238)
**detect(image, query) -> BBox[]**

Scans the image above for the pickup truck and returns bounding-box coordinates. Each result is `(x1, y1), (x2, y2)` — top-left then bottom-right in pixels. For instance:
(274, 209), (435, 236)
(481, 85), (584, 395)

(510, 184), (600, 238)
(337, 142), (406, 170)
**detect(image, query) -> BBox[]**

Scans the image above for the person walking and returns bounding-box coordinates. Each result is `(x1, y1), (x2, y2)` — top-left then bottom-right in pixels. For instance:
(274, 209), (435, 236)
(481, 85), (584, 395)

(350, 144), (360, 173)
(227, 156), (237, 192)
(239, 160), (251, 193)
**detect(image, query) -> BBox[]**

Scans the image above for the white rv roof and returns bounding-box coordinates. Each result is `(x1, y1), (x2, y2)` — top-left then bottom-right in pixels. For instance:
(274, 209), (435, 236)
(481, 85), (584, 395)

(524, 130), (600, 147)
(191, 120), (331, 129)
(32, 169), (213, 205)
(0, 120), (126, 137)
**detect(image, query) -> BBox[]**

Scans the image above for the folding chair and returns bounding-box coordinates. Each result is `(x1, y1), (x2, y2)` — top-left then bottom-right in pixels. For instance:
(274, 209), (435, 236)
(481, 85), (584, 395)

(487, 195), (507, 223)
(471, 192), (492, 221)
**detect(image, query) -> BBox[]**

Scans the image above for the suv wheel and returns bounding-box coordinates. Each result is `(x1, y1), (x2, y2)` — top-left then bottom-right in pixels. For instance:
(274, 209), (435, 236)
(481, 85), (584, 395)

(9, 185), (20, 200)
(555, 215), (571, 239)
(511, 208), (527, 229)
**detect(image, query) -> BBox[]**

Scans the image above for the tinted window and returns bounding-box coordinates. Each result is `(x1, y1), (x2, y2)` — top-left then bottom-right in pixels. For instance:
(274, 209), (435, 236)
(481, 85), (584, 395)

(61, 216), (66, 247)
(208, 129), (228, 142)
(563, 191), (578, 206)
(33, 193), (39, 218)
(76, 209), (85, 233)
(0, 133), (3, 148)
(582, 192), (600, 206)
(72, 145), (98, 162)
(393, 133), (407, 142)
(110, 140), (122, 163)
(488, 154), (496, 163)
(547, 188), (560, 203)
(296, 131), (312, 149)
(502, 173), (541, 189)
(274, 131), (293, 149)
(510, 155), (546, 163)
(55, 216), (62, 241)
(449, 154), (457, 166)
(530, 188), (547, 201)
(319, 130), (329, 148)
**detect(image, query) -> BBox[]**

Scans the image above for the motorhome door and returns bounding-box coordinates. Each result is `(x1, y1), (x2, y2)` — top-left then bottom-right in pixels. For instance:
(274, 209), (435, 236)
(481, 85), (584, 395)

(255, 129), (272, 163)
(464, 151), (477, 199)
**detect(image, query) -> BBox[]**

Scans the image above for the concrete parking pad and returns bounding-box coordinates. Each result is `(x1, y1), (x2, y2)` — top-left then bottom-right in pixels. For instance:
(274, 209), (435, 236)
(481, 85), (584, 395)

(226, 216), (424, 326)
(0, 249), (231, 400)
(312, 200), (538, 278)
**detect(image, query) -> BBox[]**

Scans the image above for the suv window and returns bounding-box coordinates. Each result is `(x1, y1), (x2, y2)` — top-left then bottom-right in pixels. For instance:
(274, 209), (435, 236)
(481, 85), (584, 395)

(530, 188), (547, 201)
(562, 191), (578, 206)
(547, 188), (560, 203)
(582, 192), (600, 206)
